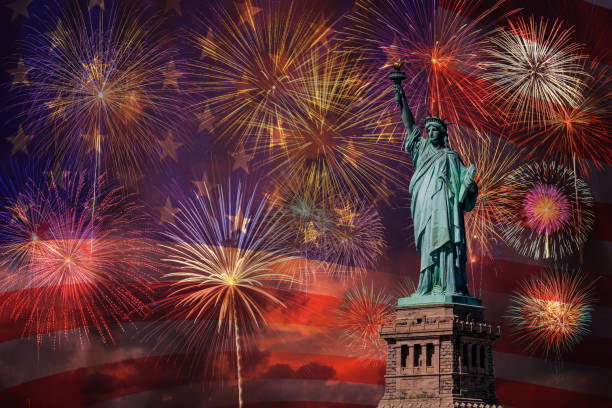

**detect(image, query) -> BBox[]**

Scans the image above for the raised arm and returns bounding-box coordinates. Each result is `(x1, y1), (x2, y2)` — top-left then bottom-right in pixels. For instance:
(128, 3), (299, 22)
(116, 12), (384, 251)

(393, 83), (417, 133)
(392, 83), (421, 160)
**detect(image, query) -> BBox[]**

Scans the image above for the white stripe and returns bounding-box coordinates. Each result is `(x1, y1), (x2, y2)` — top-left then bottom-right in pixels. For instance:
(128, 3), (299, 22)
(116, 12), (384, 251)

(585, 0), (612, 10)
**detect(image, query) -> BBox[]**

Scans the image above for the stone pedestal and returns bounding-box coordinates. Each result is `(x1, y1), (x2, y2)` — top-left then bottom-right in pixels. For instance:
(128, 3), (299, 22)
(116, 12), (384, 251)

(377, 297), (502, 408)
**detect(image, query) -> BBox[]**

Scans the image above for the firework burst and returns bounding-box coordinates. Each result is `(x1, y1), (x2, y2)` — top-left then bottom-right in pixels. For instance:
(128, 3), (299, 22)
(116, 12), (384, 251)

(188, 0), (335, 151)
(522, 59), (612, 177)
(321, 199), (386, 279)
(482, 16), (587, 129)
(500, 162), (594, 260)
(271, 176), (385, 281)
(149, 181), (296, 407)
(266, 49), (409, 202)
(19, 2), (179, 183)
(455, 134), (520, 261)
(336, 281), (395, 360)
(341, 0), (514, 135)
(0, 167), (153, 346)
(508, 268), (596, 357)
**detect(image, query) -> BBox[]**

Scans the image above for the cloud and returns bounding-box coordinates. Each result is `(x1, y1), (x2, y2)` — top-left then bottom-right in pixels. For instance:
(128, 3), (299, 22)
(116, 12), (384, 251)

(256, 361), (336, 381)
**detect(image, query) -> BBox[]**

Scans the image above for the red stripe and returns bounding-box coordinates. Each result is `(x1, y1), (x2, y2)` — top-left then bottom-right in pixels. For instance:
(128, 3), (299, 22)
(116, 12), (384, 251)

(496, 378), (612, 408)
(494, 323), (612, 368)
(592, 202), (612, 241)
(471, 259), (612, 308)
(2, 281), (611, 371)
(0, 356), (186, 408)
(220, 404), (374, 408)
(2, 352), (609, 408)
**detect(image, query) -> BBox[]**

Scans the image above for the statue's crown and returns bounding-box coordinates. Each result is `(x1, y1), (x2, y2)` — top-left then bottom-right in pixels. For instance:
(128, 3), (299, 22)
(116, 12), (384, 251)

(424, 113), (451, 130)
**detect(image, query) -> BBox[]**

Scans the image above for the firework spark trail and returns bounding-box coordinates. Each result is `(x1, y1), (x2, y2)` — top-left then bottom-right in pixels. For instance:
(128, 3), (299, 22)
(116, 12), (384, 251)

(336, 281), (395, 361)
(482, 16), (587, 130)
(321, 199), (386, 279)
(188, 0), (335, 152)
(453, 133), (521, 296)
(265, 48), (410, 203)
(507, 268), (596, 358)
(148, 181), (297, 404)
(499, 162), (594, 260)
(19, 2), (179, 184)
(455, 133), (519, 260)
(522, 58), (612, 177)
(0, 168), (154, 346)
(340, 0), (515, 137)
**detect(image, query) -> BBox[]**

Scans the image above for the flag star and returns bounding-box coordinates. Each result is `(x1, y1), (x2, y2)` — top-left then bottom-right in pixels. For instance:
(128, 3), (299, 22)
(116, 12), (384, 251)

(117, 172), (144, 191)
(157, 197), (180, 225)
(231, 145), (254, 173)
(264, 184), (282, 209)
(47, 20), (65, 50)
(235, 1), (262, 29)
(81, 129), (105, 153)
(45, 93), (67, 119)
(192, 170), (213, 197)
(309, 16), (335, 49)
(199, 28), (215, 59)
(373, 180), (393, 206)
(269, 125), (286, 147)
(303, 221), (322, 244)
(335, 203), (357, 227)
(380, 35), (402, 69)
(227, 207), (251, 235)
(197, 105), (216, 133)
(158, 131), (183, 162)
(81, 55), (107, 85)
(88, 0), (104, 11)
(163, 59), (182, 89)
(5, 0), (32, 21)
(344, 139), (363, 167)
(7, 125), (33, 156)
(7, 58), (31, 89)
(164, 0), (182, 15)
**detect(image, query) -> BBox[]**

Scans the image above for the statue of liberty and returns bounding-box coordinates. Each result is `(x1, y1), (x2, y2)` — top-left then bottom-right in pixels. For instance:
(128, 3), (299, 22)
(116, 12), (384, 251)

(391, 64), (478, 298)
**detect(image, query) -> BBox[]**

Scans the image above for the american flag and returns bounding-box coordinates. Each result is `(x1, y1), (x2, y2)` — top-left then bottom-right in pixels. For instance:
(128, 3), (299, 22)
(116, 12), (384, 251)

(1, 0), (611, 407)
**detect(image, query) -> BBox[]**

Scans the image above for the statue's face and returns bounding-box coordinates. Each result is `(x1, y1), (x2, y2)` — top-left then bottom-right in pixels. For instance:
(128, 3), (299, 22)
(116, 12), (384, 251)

(426, 124), (446, 146)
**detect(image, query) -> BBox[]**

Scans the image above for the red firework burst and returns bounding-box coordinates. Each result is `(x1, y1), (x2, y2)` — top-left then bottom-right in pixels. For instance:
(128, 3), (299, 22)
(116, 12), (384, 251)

(336, 281), (395, 360)
(0, 170), (154, 346)
(508, 268), (596, 357)
(523, 59), (612, 177)
(341, 0), (516, 135)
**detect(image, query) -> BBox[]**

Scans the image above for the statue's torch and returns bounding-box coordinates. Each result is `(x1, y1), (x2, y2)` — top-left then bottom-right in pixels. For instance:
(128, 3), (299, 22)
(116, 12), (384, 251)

(389, 61), (407, 107)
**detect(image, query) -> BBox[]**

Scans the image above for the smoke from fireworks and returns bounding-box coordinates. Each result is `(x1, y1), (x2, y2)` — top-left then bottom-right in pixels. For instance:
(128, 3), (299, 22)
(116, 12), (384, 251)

(0, 166), (153, 346)
(336, 281), (395, 360)
(500, 162), (594, 260)
(508, 268), (596, 357)
(482, 16), (587, 129)
(188, 0), (335, 151)
(19, 2), (179, 184)
(148, 181), (296, 407)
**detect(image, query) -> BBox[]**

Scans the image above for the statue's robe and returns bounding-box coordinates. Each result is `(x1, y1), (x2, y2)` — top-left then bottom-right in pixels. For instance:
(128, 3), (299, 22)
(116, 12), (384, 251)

(405, 126), (477, 296)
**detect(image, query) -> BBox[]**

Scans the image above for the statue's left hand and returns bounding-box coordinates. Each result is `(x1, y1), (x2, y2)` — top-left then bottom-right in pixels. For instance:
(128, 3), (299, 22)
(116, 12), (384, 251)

(393, 83), (405, 107)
